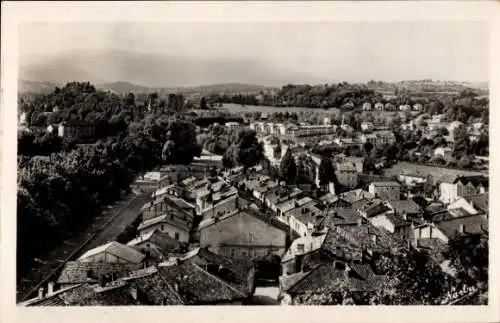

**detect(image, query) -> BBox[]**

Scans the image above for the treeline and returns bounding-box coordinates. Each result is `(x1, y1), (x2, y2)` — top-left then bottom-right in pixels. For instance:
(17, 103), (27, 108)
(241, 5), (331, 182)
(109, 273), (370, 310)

(17, 83), (201, 271)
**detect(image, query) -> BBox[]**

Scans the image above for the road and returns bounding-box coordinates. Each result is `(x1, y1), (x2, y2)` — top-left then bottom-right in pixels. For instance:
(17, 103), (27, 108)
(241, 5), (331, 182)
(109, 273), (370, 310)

(248, 287), (280, 305)
(17, 191), (150, 302)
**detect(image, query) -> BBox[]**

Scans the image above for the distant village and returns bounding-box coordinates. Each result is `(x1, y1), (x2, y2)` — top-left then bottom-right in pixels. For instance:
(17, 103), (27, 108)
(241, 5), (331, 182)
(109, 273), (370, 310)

(20, 90), (488, 305)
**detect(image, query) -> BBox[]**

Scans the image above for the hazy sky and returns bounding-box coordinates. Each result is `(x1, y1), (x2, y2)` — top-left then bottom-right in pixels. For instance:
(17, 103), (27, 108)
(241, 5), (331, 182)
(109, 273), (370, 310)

(19, 21), (489, 83)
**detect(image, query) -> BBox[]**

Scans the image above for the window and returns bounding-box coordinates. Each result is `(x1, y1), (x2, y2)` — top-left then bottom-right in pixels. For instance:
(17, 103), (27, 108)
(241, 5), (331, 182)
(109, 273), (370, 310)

(230, 248), (235, 257)
(249, 233), (254, 242)
(296, 244), (305, 253)
(160, 224), (165, 231)
(175, 232), (180, 240)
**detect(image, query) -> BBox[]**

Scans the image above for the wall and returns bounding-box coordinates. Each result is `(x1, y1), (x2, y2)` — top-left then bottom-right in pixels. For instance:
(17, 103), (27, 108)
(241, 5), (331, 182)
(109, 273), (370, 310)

(139, 222), (189, 243)
(439, 182), (458, 204)
(369, 214), (395, 233)
(200, 211), (287, 259)
(369, 185), (400, 200)
(414, 225), (449, 243)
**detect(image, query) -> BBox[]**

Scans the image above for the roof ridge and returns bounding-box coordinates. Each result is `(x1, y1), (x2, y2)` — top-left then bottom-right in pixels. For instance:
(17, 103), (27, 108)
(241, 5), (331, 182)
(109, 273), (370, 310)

(285, 264), (322, 292)
(191, 263), (247, 298)
(156, 270), (186, 304)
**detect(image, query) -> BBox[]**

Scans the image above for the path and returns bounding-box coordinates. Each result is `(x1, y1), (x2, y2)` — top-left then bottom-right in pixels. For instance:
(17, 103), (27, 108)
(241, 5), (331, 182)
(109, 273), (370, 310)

(17, 191), (150, 302)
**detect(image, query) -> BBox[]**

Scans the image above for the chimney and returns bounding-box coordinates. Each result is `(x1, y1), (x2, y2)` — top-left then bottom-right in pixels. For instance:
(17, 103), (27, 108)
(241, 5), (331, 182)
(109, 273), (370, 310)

(47, 282), (55, 296)
(38, 288), (44, 299)
(459, 224), (465, 233)
(402, 212), (407, 221)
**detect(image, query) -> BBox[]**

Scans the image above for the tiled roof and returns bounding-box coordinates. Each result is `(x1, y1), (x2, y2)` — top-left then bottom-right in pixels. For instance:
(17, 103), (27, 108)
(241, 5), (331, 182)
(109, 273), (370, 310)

(283, 262), (387, 294)
(138, 212), (192, 232)
(158, 262), (248, 304)
(454, 175), (489, 188)
(435, 214), (488, 238)
(127, 229), (187, 255)
(467, 194), (489, 213)
(320, 208), (363, 228)
(180, 247), (254, 293)
(77, 241), (145, 264)
(123, 268), (184, 305)
(387, 200), (422, 215)
(56, 261), (142, 284)
(370, 181), (401, 187)
(288, 203), (323, 227)
(198, 206), (288, 233)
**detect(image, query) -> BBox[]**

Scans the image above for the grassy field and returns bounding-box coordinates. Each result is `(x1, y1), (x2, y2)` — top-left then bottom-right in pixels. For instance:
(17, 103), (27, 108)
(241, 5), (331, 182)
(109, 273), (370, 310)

(383, 161), (487, 184)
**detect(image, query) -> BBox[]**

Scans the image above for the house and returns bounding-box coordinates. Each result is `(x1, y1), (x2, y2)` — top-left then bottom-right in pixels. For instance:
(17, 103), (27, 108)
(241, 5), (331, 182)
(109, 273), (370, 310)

(368, 181), (401, 200)
(77, 242), (145, 264)
(191, 179), (238, 216)
(368, 212), (413, 240)
(239, 174), (279, 201)
(335, 162), (358, 189)
(137, 212), (193, 243)
(434, 213), (488, 240)
(281, 225), (403, 277)
(279, 261), (387, 305)
(438, 175), (488, 204)
(356, 200), (392, 219)
(434, 147), (453, 160)
(340, 156), (364, 173)
(412, 103), (423, 111)
(201, 194), (249, 220)
(360, 122), (374, 132)
(57, 120), (96, 140)
(334, 137), (359, 148)
(225, 121), (241, 130)
(290, 124), (337, 137)
(384, 103), (396, 111)
(319, 208), (365, 228)
(398, 171), (427, 187)
(126, 229), (188, 262)
(385, 199), (423, 219)
(56, 261), (143, 289)
(447, 197), (480, 216)
(286, 201), (324, 237)
(374, 102), (384, 111)
(30, 256), (254, 306)
(362, 102), (372, 111)
(263, 186), (303, 213)
(140, 194), (195, 224)
(412, 223), (450, 244)
(172, 246), (256, 301)
(132, 171), (162, 193)
(399, 104), (412, 111)
(198, 206), (288, 260)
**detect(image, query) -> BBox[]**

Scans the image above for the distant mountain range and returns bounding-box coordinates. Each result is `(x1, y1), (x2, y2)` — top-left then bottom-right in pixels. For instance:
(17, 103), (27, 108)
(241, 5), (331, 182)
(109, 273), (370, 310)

(18, 49), (488, 95)
(18, 79), (276, 96)
(18, 49), (313, 90)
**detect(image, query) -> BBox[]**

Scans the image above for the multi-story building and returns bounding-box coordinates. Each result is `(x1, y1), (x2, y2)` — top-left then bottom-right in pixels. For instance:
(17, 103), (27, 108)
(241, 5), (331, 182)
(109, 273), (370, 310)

(198, 206), (288, 260)
(335, 162), (358, 189)
(438, 175), (488, 204)
(368, 181), (401, 200)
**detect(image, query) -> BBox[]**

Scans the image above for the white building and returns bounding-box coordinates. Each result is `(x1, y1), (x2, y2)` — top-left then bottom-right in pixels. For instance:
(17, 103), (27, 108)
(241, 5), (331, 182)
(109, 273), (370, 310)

(362, 102), (372, 111)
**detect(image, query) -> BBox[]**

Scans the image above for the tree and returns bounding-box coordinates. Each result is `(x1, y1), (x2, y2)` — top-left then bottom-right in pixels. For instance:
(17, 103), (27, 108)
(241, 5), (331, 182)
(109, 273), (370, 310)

(448, 232), (488, 292)
(453, 124), (469, 152)
(279, 148), (297, 184)
(223, 129), (263, 170)
(318, 155), (336, 189)
(374, 248), (451, 305)
(161, 120), (202, 164)
(200, 97), (208, 110)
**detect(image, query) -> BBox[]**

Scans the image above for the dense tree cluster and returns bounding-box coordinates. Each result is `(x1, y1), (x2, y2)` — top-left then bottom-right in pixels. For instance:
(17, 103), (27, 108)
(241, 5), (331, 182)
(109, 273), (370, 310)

(222, 129), (264, 169)
(17, 83), (201, 272)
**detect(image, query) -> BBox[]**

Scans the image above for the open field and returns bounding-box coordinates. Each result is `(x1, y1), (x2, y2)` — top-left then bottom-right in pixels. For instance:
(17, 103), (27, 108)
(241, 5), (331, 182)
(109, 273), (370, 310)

(383, 161), (487, 184)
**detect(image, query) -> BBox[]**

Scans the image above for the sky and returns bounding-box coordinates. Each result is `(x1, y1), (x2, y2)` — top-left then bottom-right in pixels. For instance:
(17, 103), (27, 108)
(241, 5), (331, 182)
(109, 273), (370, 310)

(18, 21), (489, 84)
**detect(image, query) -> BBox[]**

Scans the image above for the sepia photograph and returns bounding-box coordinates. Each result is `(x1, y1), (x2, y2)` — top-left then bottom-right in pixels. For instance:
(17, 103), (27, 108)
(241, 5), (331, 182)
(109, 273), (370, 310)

(1, 1), (499, 322)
